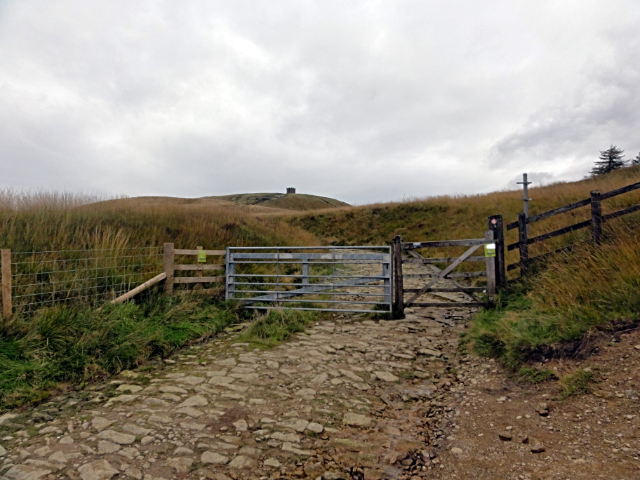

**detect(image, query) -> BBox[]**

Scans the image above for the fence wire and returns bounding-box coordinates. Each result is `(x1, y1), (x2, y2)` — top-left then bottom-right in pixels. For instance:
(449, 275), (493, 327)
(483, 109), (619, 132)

(9, 247), (163, 314)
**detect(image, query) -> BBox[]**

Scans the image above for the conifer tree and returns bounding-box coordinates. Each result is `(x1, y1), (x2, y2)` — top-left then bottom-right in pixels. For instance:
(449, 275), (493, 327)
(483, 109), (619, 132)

(632, 152), (640, 166)
(590, 145), (626, 176)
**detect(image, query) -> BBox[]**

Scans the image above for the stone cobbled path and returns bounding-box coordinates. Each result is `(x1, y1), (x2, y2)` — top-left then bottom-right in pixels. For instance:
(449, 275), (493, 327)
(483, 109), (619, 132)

(0, 259), (480, 480)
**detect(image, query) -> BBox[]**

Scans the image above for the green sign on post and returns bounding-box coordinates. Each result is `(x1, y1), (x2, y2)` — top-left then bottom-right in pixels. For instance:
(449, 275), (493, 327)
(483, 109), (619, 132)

(484, 243), (496, 257)
(198, 250), (207, 263)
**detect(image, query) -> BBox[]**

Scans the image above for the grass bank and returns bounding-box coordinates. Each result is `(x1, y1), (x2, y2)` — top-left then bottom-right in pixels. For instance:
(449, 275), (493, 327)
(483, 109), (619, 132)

(0, 294), (241, 411)
(465, 226), (640, 368)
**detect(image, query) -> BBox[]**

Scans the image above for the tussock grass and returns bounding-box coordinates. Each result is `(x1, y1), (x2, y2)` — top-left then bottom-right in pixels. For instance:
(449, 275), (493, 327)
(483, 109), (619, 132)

(236, 308), (317, 348)
(559, 369), (595, 399)
(517, 366), (557, 384)
(0, 295), (240, 410)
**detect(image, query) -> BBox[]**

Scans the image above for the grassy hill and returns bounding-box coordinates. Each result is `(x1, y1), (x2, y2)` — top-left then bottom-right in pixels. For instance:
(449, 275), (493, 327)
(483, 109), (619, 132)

(217, 192), (349, 211)
(90, 192), (349, 216)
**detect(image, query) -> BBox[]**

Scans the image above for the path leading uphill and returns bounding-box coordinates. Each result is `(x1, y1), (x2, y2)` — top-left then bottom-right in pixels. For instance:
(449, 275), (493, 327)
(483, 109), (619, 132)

(0, 306), (474, 480)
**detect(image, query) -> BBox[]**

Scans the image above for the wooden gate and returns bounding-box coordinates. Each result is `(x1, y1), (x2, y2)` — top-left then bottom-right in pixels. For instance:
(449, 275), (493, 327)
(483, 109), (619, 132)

(392, 232), (496, 314)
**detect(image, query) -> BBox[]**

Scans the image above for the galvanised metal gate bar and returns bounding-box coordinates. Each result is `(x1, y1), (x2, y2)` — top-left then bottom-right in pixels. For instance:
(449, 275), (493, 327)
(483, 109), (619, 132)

(225, 246), (392, 313)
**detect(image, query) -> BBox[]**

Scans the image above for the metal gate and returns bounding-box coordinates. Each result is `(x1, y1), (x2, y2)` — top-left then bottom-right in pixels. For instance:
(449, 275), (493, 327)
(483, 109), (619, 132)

(225, 246), (392, 313)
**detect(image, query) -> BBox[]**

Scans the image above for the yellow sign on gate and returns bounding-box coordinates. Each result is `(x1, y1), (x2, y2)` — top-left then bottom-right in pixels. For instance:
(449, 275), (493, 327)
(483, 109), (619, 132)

(484, 243), (496, 257)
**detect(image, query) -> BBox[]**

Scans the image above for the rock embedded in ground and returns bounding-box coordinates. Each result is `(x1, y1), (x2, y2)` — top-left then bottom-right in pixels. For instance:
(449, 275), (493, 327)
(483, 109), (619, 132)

(97, 430), (136, 445)
(98, 440), (121, 454)
(228, 455), (256, 468)
(498, 431), (512, 441)
(307, 422), (324, 433)
(375, 371), (399, 382)
(531, 443), (546, 453)
(201, 451), (229, 465)
(232, 419), (248, 432)
(264, 458), (281, 468)
(343, 413), (371, 427)
(77, 459), (119, 480)
(4, 464), (52, 480)
(305, 462), (325, 477)
(177, 394), (208, 408)
(536, 402), (549, 416)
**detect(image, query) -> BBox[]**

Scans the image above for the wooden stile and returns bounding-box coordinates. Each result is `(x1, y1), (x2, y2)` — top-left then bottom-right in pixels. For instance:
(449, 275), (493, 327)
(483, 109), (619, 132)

(1, 249), (11, 318)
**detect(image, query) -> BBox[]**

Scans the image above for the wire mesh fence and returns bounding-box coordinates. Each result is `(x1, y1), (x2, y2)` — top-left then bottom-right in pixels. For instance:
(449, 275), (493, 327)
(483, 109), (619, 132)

(9, 247), (164, 314)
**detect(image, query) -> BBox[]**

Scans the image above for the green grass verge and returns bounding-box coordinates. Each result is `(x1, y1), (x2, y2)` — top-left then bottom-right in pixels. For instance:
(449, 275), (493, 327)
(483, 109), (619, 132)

(465, 227), (640, 369)
(236, 308), (318, 348)
(0, 295), (240, 411)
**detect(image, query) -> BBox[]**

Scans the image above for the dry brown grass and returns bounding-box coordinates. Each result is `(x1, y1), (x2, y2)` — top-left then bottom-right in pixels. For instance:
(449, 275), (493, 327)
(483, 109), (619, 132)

(0, 190), (318, 254)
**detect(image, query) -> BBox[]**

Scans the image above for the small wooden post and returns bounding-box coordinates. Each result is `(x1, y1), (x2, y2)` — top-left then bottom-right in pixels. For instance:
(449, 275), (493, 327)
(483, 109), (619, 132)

(484, 231), (496, 305)
(1, 249), (11, 318)
(488, 215), (506, 290)
(393, 235), (404, 315)
(591, 190), (603, 245)
(163, 243), (174, 295)
(517, 212), (529, 276)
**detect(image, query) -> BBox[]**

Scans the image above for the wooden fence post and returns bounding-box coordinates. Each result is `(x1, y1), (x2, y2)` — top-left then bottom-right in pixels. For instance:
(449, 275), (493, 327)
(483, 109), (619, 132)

(163, 243), (174, 296)
(194, 245), (203, 290)
(488, 215), (506, 290)
(484, 231), (496, 305)
(517, 212), (529, 276)
(393, 235), (404, 315)
(1, 249), (11, 318)
(591, 190), (603, 245)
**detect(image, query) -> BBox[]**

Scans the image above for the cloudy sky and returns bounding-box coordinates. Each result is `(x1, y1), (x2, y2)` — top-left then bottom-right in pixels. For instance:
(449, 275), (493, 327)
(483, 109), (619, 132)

(1, 0), (639, 204)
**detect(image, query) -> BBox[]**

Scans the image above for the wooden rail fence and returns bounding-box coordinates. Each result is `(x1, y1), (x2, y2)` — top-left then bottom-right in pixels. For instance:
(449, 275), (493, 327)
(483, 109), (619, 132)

(502, 181), (640, 274)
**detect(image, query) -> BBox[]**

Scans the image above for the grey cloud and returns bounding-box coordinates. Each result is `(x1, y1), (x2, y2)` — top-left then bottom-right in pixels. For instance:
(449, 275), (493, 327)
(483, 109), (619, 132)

(0, 0), (639, 204)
